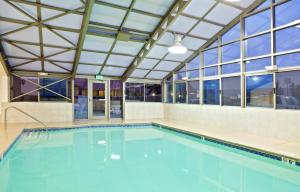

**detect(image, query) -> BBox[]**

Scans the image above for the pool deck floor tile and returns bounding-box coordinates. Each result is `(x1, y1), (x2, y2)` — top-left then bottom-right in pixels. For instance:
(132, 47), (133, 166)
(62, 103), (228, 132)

(0, 119), (300, 161)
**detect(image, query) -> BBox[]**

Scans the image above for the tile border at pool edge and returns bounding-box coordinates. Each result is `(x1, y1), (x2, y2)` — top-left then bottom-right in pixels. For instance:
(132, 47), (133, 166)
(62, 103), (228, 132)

(152, 122), (300, 167)
(23, 123), (153, 132)
(0, 131), (23, 162)
(1, 122), (300, 168)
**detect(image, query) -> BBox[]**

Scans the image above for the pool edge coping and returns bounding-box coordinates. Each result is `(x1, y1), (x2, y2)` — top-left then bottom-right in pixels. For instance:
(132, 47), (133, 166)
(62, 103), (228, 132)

(0, 122), (299, 167)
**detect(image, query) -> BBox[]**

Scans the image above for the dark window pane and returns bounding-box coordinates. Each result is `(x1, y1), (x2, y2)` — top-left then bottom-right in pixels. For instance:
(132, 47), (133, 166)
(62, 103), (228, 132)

(275, 26), (300, 52)
(125, 83), (144, 101)
(276, 71), (300, 109)
(176, 82), (186, 103)
(246, 74), (273, 107)
(145, 84), (162, 102)
(221, 63), (240, 74)
(204, 48), (218, 66)
(188, 81), (200, 104)
(204, 80), (220, 105)
(187, 56), (200, 70)
(166, 76), (173, 82)
(110, 80), (123, 118)
(204, 66), (218, 77)
(222, 41), (240, 63)
(276, 52), (300, 68)
(176, 71), (186, 80)
(165, 81), (173, 103)
(74, 78), (88, 119)
(188, 70), (199, 79)
(40, 78), (70, 101)
(245, 33), (271, 58)
(222, 77), (241, 106)
(245, 9), (271, 36)
(275, 0), (300, 27)
(222, 23), (240, 44)
(245, 57), (271, 72)
(11, 76), (38, 102)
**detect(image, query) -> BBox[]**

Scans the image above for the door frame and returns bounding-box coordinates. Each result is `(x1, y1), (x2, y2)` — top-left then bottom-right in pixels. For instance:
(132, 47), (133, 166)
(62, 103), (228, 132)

(88, 79), (108, 120)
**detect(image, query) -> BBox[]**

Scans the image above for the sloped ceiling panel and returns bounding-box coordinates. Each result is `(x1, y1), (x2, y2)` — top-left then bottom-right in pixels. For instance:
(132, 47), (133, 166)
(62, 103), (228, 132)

(0, 0), (259, 78)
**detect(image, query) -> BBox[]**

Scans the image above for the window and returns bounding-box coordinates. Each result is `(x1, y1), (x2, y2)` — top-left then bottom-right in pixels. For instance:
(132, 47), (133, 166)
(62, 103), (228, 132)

(176, 71), (186, 80)
(176, 82), (186, 103)
(110, 80), (123, 118)
(276, 71), (300, 110)
(74, 78), (88, 119)
(39, 78), (71, 101)
(275, 0), (300, 27)
(275, 26), (300, 53)
(245, 57), (271, 72)
(145, 84), (162, 102)
(222, 23), (240, 44)
(204, 66), (218, 77)
(246, 74), (273, 107)
(11, 76), (38, 102)
(276, 52), (300, 68)
(207, 40), (218, 48)
(222, 41), (240, 62)
(188, 81), (200, 104)
(188, 70), (199, 79)
(204, 48), (218, 66)
(11, 75), (71, 102)
(253, 0), (272, 11)
(204, 80), (220, 105)
(165, 80), (173, 103)
(187, 56), (200, 70)
(222, 77), (241, 106)
(245, 9), (271, 36)
(125, 83), (144, 101)
(221, 63), (240, 74)
(245, 33), (271, 58)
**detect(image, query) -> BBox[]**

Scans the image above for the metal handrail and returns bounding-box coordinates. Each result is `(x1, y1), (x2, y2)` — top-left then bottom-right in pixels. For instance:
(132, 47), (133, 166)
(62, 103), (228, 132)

(4, 106), (48, 132)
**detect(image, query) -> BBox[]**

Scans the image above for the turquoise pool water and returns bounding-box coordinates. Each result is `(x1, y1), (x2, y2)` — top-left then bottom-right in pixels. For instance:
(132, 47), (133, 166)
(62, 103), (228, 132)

(0, 125), (300, 192)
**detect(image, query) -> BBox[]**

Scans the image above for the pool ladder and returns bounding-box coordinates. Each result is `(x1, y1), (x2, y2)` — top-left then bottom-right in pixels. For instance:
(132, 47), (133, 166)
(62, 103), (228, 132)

(4, 106), (48, 133)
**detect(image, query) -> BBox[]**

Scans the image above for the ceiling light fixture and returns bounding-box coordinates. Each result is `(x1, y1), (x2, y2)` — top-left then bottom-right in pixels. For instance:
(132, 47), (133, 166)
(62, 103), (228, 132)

(168, 34), (187, 54)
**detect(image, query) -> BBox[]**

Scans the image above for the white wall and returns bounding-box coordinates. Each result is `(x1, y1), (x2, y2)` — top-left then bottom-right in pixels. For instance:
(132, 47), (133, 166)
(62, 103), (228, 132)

(164, 104), (300, 142)
(0, 58), (9, 117)
(1, 102), (73, 123)
(124, 102), (164, 120)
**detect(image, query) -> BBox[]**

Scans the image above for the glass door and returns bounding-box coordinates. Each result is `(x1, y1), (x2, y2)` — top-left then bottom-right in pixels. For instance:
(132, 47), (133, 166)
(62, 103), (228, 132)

(89, 81), (107, 119)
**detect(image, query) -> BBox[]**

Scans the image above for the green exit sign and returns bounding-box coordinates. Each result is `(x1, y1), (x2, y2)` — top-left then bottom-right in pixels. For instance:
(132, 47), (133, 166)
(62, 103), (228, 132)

(96, 74), (103, 80)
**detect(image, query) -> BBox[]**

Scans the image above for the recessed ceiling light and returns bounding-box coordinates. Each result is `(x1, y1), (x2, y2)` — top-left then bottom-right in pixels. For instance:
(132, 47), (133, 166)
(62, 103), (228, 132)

(168, 34), (187, 54)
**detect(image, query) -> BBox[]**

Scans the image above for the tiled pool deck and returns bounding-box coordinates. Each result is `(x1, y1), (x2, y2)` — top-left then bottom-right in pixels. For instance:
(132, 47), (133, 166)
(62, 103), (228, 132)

(1, 119), (300, 163)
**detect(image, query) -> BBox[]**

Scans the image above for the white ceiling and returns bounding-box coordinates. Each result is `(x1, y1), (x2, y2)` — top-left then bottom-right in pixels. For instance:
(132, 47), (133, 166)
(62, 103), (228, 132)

(0, 0), (258, 80)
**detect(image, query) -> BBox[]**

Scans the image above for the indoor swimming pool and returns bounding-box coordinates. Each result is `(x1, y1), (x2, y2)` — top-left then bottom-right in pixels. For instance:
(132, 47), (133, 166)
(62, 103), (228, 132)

(0, 124), (299, 192)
